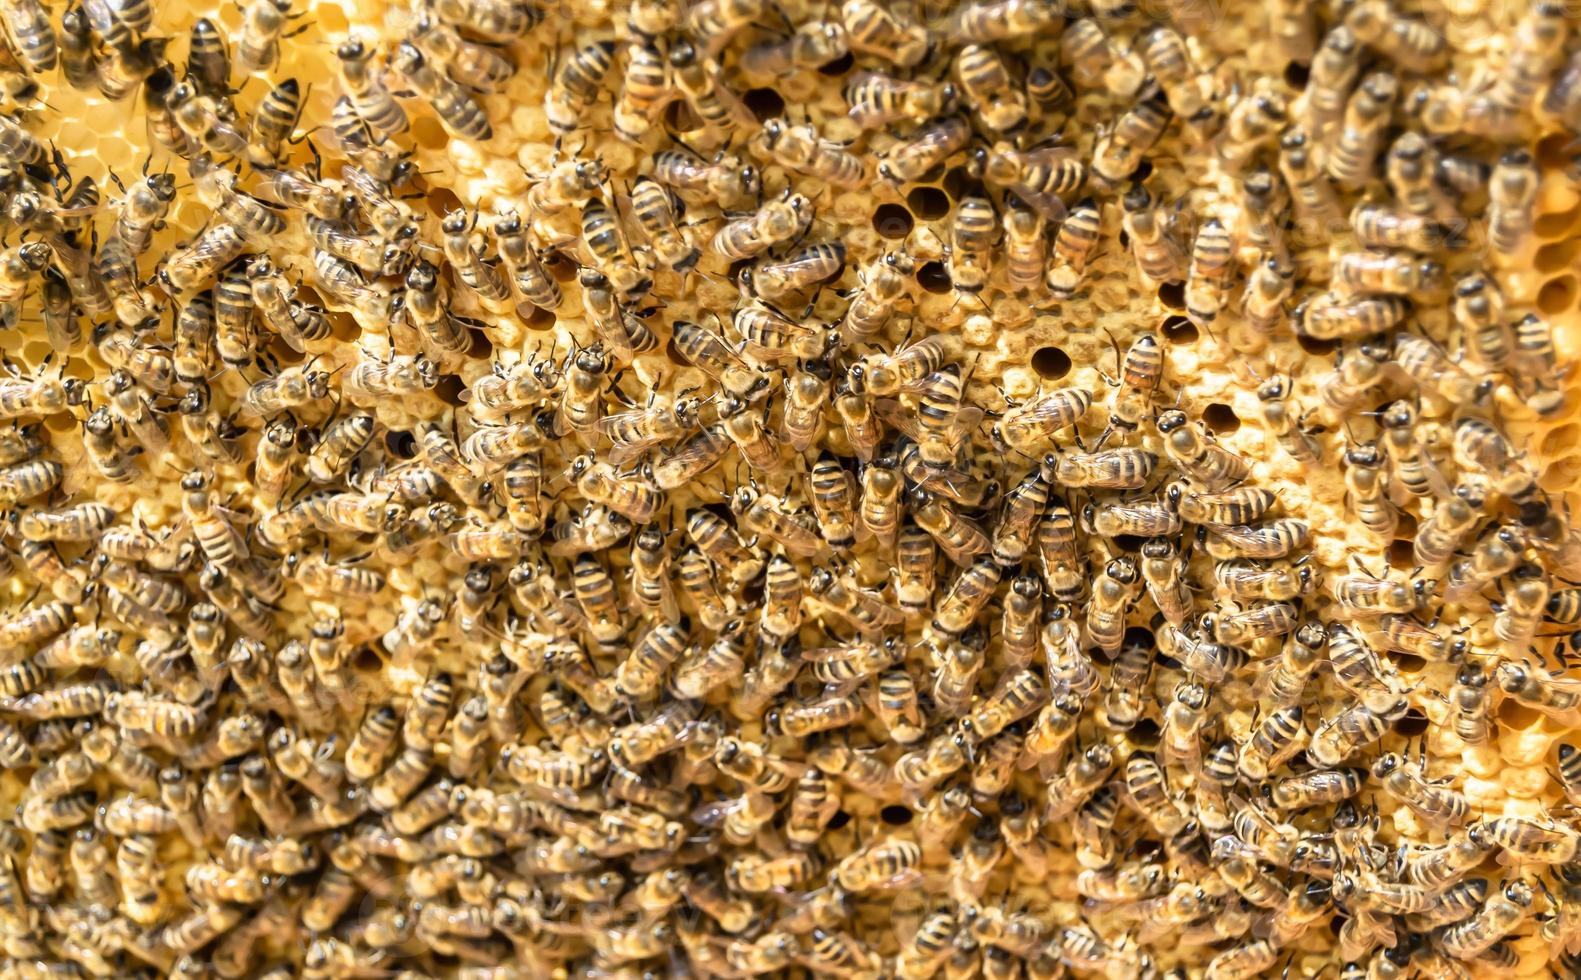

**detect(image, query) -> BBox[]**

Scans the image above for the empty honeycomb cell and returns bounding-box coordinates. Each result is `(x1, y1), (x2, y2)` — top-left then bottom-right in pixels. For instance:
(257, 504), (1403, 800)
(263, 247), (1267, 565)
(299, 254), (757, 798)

(818, 52), (855, 75)
(872, 203), (913, 239)
(1160, 314), (1198, 344)
(879, 805), (913, 825)
(1296, 333), (1341, 357)
(1156, 281), (1186, 309)
(1535, 237), (1581, 274)
(905, 186), (951, 220)
(915, 260), (952, 293)
(1540, 273), (1579, 314)
(1538, 132), (1576, 171)
(940, 167), (982, 202)
(1202, 402), (1240, 434)
(1535, 201), (1581, 240)
(1541, 422), (1581, 456)
(1543, 456), (1581, 493)
(1497, 698), (1547, 733)
(1030, 345), (1071, 380)
(742, 88), (785, 121)
(411, 115), (450, 151)
(1282, 61), (1311, 89)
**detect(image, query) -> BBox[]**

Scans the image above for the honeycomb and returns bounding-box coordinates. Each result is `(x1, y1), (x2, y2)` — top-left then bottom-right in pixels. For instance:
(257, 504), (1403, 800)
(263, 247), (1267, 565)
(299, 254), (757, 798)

(0, 0), (1578, 976)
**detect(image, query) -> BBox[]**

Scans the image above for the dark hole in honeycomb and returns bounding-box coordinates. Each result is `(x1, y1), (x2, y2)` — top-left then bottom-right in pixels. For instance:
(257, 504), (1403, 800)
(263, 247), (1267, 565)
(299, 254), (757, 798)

(1112, 534), (1146, 553)
(740, 579), (765, 605)
(906, 186), (952, 220)
(1118, 229), (1131, 249)
(880, 805), (913, 825)
(1031, 346), (1071, 380)
(1389, 655), (1428, 677)
(1156, 281), (1186, 310)
(385, 430), (417, 459)
(1387, 537), (1416, 569)
(743, 88), (786, 121)
(435, 374), (467, 407)
(1160, 315), (1197, 344)
(916, 261), (953, 294)
(1129, 159), (1154, 182)
(1128, 718), (1161, 747)
(1539, 274), (1577, 315)
(266, 333), (307, 364)
(1202, 403), (1239, 434)
(1538, 131), (1576, 170)
(1393, 708), (1430, 736)
(1123, 626), (1155, 649)
(941, 167), (984, 202)
(827, 810), (852, 830)
(354, 647), (383, 673)
(1283, 62), (1311, 90)
(665, 99), (702, 133)
(1296, 334), (1340, 357)
(326, 308), (362, 343)
(543, 251), (579, 282)
(468, 327), (494, 359)
(872, 203), (914, 240)
(818, 52), (855, 75)
(427, 186), (464, 219)
(1393, 510), (1418, 541)
(523, 305), (557, 330)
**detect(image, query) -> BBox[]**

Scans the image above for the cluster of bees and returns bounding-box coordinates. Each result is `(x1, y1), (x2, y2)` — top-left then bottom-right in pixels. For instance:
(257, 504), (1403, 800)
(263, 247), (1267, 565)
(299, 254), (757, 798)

(0, 0), (1576, 975)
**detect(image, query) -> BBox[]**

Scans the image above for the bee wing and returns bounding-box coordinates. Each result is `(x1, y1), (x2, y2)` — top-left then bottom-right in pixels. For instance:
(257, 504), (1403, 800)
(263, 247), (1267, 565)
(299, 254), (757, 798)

(736, 338), (804, 368)
(1552, 900), (1581, 957)
(873, 398), (924, 442)
(765, 511), (827, 557)
(649, 425), (729, 490)
(689, 796), (745, 828)
(1008, 183), (1069, 223)
(1007, 391), (1091, 434)
(801, 642), (870, 663)
(597, 410), (675, 464)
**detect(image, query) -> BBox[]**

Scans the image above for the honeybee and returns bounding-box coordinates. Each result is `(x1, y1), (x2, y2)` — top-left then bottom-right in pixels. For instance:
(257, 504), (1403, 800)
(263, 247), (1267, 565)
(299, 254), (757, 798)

(741, 18), (848, 75)
(1121, 185), (1187, 288)
(1493, 660), (1581, 727)
(841, 0), (927, 65)
(989, 387), (1091, 456)
(951, 43), (1028, 132)
(157, 221), (248, 295)
(1038, 447), (1155, 493)
(1156, 411), (1250, 490)
(713, 191), (815, 263)
(671, 318), (769, 399)
(1306, 695), (1408, 768)
(1434, 879), (1533, 959)
(757, 117), (866, 189)
(1326, 69), (1399, 191)
(652, 146), (760, 206)
(427, 0), (537, 42)
(877, 115), (973, 185)
(1090, 93), (1174, 192)
(1061, 17), (1144, 96)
